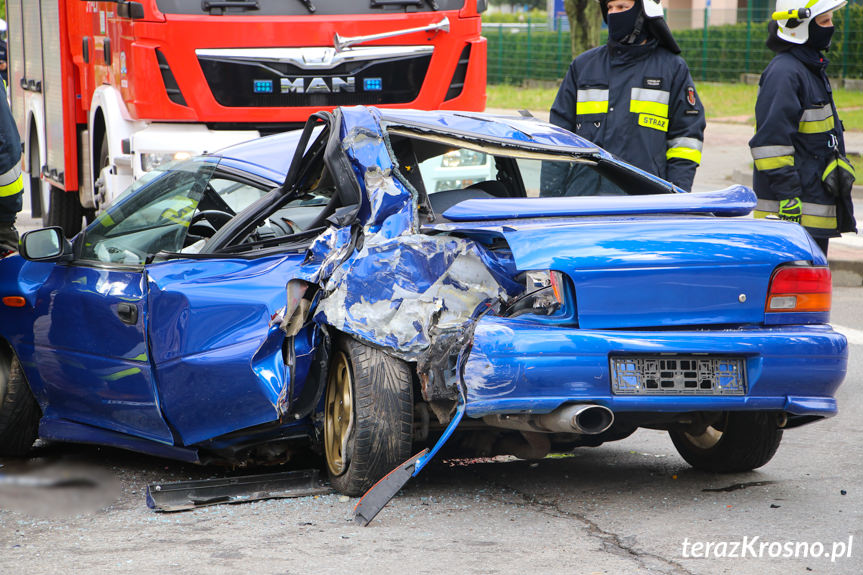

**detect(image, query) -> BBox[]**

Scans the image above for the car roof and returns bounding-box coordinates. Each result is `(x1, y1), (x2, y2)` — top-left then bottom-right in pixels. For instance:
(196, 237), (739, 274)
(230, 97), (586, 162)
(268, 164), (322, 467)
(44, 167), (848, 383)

(375, 108), (601, 154)
(210, 107), (604, 183)
(212, 129), (305, 183)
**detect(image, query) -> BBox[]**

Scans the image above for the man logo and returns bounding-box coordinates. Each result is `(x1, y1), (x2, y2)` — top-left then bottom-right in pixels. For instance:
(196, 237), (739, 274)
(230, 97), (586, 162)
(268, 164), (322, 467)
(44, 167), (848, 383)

(280, 77), (356, 94)
(687, 86), (697, 107)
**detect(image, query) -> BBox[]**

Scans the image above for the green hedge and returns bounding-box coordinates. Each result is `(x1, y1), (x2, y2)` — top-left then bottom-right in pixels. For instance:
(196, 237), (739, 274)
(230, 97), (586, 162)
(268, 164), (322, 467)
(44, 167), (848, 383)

(486, 5), (863, 84)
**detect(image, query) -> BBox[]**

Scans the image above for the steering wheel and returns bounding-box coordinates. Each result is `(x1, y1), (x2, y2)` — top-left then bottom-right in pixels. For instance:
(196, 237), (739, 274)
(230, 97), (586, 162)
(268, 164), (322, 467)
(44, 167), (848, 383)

(188, 210), (234, 238)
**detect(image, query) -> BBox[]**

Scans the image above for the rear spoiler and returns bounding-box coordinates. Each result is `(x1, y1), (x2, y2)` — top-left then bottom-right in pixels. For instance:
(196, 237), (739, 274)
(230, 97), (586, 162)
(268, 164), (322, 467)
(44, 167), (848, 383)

(441, 186), (756, 222)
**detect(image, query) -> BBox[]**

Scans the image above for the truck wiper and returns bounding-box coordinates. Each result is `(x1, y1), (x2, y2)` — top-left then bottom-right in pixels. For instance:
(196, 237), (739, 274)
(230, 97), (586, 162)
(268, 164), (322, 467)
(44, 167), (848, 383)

(370, 0), (437, 10)
(202, 0), (260, 13)
(296, 0), (317, 13)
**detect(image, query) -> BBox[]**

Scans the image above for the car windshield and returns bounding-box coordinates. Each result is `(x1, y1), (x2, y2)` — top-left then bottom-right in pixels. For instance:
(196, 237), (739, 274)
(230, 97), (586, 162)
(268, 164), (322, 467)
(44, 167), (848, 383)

(77, 159), (271, 265)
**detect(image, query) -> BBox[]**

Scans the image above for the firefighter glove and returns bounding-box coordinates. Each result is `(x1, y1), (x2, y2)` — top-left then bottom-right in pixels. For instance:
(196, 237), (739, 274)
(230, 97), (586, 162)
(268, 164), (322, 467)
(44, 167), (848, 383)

(778, 198), (802, 223)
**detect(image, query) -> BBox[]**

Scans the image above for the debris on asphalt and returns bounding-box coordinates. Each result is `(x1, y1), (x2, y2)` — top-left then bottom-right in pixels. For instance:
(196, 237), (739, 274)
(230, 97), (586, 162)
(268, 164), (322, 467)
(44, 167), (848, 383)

(145, 469), (332, 512)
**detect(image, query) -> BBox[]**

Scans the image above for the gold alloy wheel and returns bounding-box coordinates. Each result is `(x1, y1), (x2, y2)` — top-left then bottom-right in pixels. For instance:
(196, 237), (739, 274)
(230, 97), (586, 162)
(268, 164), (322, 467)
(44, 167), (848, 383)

(684, 416), (726, 450)
(684, 426), (723, 449)
(324, 350), (354, 476)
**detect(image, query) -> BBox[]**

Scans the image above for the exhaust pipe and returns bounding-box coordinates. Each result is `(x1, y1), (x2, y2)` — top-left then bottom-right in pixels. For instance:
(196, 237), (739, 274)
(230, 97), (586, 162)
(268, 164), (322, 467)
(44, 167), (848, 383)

(539, 404), (614, 435)
(483, 404), (615, 435)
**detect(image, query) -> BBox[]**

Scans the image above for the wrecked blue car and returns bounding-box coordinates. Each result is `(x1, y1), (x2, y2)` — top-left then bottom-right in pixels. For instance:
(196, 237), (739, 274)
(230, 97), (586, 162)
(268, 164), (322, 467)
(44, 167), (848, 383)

(0, 107), (848, 502)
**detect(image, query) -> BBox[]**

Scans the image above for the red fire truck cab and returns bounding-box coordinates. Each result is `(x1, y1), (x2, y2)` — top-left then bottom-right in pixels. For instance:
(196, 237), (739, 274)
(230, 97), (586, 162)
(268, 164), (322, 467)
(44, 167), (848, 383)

(7, 0), (487, 235)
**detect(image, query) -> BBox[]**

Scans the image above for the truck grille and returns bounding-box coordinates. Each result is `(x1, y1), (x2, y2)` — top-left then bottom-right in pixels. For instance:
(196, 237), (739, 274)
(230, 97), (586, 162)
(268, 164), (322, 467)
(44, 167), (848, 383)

(610, 355), (747, 395)
(198, 52), (431, 108)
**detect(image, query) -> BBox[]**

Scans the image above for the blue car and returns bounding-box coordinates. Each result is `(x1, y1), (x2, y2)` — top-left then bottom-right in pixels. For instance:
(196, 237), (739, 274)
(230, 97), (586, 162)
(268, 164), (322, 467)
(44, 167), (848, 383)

(0, 107), (847, 498)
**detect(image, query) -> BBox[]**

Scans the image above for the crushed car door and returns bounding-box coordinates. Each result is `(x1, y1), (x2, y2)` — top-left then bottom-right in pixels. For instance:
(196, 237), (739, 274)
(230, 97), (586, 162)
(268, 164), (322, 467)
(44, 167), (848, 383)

(145, 252), (310, 446)
(147, 118), (347, 446)
(23, 161), (229, 444)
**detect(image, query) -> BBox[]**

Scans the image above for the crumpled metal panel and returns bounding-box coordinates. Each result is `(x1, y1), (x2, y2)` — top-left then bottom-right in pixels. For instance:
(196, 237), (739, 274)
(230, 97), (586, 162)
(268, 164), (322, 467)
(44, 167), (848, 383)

(315, 234), (508, 357)
(303, 108), (513, 365)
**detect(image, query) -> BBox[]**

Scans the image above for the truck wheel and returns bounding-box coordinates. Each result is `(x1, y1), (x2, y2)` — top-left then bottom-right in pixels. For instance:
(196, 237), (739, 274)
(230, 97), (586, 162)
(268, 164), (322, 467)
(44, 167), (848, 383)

(669, 412), (783, 473)
(48, 187), (84, 238)
(324, 336), (413, 496)
(0, 349), (41, 457)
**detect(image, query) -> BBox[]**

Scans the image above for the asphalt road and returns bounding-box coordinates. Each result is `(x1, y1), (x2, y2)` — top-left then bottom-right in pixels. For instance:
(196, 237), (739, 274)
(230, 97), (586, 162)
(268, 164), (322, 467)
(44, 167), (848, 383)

(0, 288), (859, 574)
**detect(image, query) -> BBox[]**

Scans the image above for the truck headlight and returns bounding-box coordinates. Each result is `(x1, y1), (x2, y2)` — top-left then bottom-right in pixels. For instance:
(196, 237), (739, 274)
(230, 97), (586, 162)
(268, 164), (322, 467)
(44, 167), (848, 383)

(441, 149), (487, 167)
(140, 151), (193, 172)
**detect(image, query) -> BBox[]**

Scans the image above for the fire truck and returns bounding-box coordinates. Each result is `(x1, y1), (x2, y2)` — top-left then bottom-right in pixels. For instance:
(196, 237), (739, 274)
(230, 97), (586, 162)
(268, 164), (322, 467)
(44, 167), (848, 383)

(6, 0), (487, 236)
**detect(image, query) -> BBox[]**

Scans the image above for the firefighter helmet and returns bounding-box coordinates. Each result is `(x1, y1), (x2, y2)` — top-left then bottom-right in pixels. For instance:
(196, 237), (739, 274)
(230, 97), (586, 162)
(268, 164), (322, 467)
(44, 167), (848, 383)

(771, 0), (847, 44)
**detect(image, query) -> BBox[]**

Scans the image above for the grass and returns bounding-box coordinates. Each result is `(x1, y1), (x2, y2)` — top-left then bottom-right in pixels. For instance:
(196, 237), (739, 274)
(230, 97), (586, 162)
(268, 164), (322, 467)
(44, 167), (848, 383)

(487, 82), (863, 131)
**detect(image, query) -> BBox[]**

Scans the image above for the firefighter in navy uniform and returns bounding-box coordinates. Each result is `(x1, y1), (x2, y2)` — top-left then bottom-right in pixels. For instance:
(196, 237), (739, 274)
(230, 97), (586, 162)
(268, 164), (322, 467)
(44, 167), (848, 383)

(542, 0), (705, 195)
(749, 0), (856, 254)
(0, 78), (24, 255)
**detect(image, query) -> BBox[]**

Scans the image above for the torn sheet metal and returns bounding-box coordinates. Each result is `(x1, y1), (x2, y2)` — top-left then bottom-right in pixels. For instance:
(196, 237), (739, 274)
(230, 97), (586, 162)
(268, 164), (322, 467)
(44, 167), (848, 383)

(286, 108), (521, 414)
(145, 469), (331, 512)
(315, 233), (508, 359)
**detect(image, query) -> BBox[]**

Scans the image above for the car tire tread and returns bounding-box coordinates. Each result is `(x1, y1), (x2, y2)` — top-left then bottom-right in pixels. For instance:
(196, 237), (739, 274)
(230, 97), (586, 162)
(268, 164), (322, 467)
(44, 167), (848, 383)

(669, 412), (783, 473)
(329, 336), (413, 496)
(0, 354), (41, 457)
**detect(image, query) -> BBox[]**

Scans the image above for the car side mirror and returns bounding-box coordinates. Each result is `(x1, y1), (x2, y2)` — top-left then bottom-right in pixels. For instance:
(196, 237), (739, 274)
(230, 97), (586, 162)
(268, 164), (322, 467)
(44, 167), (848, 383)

(19, 227), (74, 262)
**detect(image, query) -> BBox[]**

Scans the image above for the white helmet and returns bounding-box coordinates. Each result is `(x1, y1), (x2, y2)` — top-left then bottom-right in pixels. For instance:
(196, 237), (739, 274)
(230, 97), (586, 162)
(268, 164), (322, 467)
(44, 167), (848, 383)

(0, 19), (7, 34)
(772, 0), (846, 44)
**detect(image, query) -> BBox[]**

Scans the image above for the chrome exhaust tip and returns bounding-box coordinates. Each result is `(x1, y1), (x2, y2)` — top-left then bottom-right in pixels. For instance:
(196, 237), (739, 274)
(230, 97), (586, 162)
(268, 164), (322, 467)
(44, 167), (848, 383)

(539, 404), (614, 435)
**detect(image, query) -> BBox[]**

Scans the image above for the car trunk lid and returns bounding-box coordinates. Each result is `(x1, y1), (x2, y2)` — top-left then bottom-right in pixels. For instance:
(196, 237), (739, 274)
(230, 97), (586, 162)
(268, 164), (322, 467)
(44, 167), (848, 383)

(424, 214), (819, 329)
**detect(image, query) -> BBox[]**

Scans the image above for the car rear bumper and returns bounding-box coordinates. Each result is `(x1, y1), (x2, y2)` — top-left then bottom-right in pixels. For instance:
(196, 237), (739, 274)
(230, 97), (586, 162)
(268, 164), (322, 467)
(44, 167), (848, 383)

(463, 317), (847, 419)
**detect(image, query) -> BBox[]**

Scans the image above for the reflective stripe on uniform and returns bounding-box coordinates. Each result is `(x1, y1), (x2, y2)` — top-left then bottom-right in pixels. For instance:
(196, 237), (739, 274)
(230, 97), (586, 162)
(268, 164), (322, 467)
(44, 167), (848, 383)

(576, 89), (609, 115)
(822, 156), (856, 181)
(754, 199), (837, 229)
(751, 145), (795, 171)
(666, 136), (703, 164)
(630, 87), (669, 118)
(799, 104), (834, 134)
(0, 165), (23, 198)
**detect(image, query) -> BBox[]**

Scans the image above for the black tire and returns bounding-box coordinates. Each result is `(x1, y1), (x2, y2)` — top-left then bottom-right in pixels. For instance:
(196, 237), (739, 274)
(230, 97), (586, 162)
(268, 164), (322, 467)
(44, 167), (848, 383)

(0, 348), (41, 457)
(669, 412), (783, 473)
(48, 186), (84, 238)
(324, 336), (413, 496)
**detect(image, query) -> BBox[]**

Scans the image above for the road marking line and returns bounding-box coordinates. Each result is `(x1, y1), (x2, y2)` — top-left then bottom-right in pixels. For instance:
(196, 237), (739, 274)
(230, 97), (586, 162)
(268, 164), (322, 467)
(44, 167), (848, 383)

(833, 324), (863, 346)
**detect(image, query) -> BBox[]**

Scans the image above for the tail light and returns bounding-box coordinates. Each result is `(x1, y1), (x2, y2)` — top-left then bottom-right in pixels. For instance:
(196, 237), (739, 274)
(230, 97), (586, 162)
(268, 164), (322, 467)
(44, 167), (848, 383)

(766, 266), (831, 313)
(502, 270), (567, 317)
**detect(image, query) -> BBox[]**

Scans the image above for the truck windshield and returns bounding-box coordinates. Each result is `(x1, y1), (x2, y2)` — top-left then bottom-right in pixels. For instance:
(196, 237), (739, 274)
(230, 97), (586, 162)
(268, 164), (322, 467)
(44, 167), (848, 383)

(155, 0), (465, 15)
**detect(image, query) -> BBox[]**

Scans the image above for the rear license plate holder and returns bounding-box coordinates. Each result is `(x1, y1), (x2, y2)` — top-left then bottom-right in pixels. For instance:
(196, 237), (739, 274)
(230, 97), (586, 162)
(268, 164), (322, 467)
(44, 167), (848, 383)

(610, 355), (746, 395)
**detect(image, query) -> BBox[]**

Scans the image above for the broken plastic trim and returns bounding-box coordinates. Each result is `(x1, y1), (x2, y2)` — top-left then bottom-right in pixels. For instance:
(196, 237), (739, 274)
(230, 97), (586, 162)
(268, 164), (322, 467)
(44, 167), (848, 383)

(145, 469), (332, 512)
(353, 382), (466, 526)
(353, 331), (478, 526)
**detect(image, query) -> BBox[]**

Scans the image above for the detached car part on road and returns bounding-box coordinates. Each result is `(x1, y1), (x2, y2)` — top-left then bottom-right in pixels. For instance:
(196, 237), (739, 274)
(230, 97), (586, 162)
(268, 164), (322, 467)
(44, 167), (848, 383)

(0, 108), (848, 517)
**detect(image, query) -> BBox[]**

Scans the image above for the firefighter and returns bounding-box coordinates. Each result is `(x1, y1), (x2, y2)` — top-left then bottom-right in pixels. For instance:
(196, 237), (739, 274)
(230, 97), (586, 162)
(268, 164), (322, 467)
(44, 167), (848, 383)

(749, 0), (856, 254)
(0, 77), (23, 254)
(543, 0), (705, 195)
